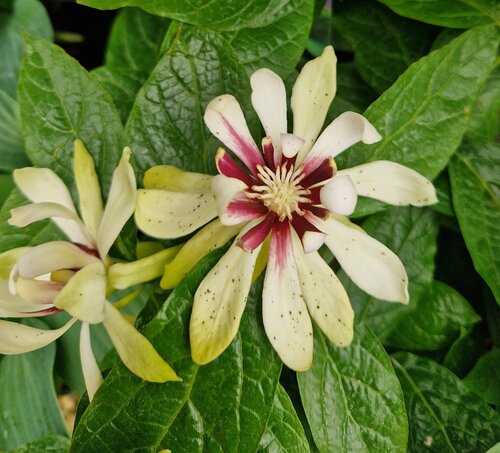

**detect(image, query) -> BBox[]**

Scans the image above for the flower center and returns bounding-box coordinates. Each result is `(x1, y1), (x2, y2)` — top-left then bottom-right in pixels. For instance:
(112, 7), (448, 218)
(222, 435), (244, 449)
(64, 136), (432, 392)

(248, 164), (311, 221)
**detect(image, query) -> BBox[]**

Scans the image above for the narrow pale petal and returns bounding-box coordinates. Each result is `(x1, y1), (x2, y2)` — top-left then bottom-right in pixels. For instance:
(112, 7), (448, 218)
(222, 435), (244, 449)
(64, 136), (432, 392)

(0, 281), (54, 317)
(15, 277), (63, 305)
(204, 94), (265, 173)
(103, 302), (180, 382)
(262, 222), (313, 371)
(190, 231), (262, 365)
(215, 148), (255, 186)
(322, 215), (409, 303)
(292, 233), (354, 346)
(108, 245), (182, 290)
(135, 189), (217, 239)
(0, 317), (77, 354)
(161, 219), (242, 289)
(96, 147), (136, 259)
(13, 167), (91, 246)
(337, 160), (437, 206)
(250, 68), (287, 163)
(281, 133), (304, 159)
(320, 175), (358, 216)
(302, 231), (326, 253)
(0, 247), (30, 279)
(53, 262), (107, 324)
(302, 112), (382, 176)
(292, 46), (337, 161)
(80, 322), (103, 401)
(143, 165), (213, 193)
(74, 139), (104, 241)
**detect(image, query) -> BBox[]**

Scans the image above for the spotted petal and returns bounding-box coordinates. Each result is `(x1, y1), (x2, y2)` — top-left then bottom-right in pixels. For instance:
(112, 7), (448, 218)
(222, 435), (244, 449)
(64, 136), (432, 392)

(320, 175), (358, 216)
(143, 165), (213, 193)
(80, 322), (103, 401)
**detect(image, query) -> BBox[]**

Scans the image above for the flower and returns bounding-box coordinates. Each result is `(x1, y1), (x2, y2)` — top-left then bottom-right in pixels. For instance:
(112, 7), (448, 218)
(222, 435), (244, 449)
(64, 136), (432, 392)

(0, 140), (180, 400)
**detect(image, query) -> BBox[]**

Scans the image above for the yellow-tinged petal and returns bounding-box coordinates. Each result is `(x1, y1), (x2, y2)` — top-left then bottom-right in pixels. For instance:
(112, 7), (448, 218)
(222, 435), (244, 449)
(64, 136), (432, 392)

(103, 302), (180, 382)
(292, 46), (337, 161)
(0, 318), (77, 354)
(0, 281), (53, 317)
(108, 244), (182, 290)
(161, 219), (241, 289)
(135, 189), (217, 239)
(96, 147), (136, 259)
(74, 139), (104, 241)
(80, 322), (103, 401)
(136, 241), (164, 259)
(53, 262), (107, 324)
(143, 165), (213, 193)
(0, 247), (30, 279)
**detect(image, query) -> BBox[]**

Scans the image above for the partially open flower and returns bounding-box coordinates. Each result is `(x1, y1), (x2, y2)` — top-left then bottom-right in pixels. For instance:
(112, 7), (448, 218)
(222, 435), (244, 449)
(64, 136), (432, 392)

(0, 140), (180, 400)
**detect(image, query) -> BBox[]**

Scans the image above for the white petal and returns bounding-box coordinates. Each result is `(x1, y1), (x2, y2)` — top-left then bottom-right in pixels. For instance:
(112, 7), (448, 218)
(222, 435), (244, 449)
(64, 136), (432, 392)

(135, 189), (217, 239)
(337, 161), (437, 206)
(281, 133), (304, 159)
(302, 112), (381, 175)
(302, 231), (326, 254)
(212, 174), (250, 225)
(0, 281), (53, 317)
(80, 322), (103, 401)
(190, 233), (262, 365)
(292, 233), (354, 346)
(262, 223), (313, 371)
(292, 45), (337, 161)
(96, 147), (136, 258)
(322, 215), (409, 303)
(53, 261), (107, 324)
(251, 68), (287, 162)
(0, 317), (77, 354)
(74, 139), (104, 241)
(320, 175), (358, 216)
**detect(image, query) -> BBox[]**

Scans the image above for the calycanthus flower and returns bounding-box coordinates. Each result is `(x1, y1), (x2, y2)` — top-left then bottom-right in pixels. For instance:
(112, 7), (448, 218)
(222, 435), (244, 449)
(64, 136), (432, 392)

(0, 140), (180, 400)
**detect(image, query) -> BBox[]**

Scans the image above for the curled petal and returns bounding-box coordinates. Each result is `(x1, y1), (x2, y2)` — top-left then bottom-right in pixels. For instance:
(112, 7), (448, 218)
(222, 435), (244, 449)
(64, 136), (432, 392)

(80, 322), (103, 401)
(0, 281), (54, 317)
(215, 148), (255, 186)
(320, 175), (358, 216)
(16, 277), (63, 305)
(143, 165), (213, 193)
(0, 247), (30, 280)
(337, 161), (437, 206)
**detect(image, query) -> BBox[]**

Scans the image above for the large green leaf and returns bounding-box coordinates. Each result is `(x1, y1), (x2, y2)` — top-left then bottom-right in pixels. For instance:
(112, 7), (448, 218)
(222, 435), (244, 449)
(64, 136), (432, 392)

(392, 353), (500, 452)
(337, 26), (499, 184)
(378, 0), (499, 28)
(126, 25), (254, 176)
(257, 385), (310, 453)
(9, 434), (70, 453)
(449, 141), (500, 303)
(0, 89), (28, 171)
(339, 207), (439, 342)
(298, 323), (408, 453)
(387, 281), (480, 350)
(463, 348), (500, 405)
(17, 35), (125, 194)
(0, 319), (68, 451)
(0, 0), (52, 98)
(70, 249), (283, 451)
(334, 0), (436, 94)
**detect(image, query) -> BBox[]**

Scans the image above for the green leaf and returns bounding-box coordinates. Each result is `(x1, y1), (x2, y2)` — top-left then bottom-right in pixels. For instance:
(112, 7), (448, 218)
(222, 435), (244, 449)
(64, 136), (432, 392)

(387, 281), (480, 351)
(0, 0), (52, 97)
(340, 207), (439, 342)
(487, 443), (500, 453)
(0, 319), (68, 451)
(257, 385), (310, 453)
(378, 0), (499, 28)
(126, 25), (254, 176)
(70, 248), (283, 451)
(449, 141), (500, 303)
(298, 323), (408, 453)
(392, 352), (500, 452)
(0, 175), (15, 209)
(431, 172), (455, 217)
(8, 434), (70, 453)
(336, 25), (500, 185)
(0, 90), (28, 171)
(463, 348), (500, 405)
(17, 34), (125, 194)
(334, 0), (437, 94)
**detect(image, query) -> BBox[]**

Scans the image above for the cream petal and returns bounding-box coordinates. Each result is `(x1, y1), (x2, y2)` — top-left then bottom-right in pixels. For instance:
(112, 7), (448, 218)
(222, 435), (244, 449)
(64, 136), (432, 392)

(0, 317), (77, 354)
(15, 277), (63, 305)
(320, 175), (358, 216)
(302, 112), (382, 175)
(302, 231), (326, 254)
(293, 234), (354, 346)
(204, 94), (265, 173)
(281, 133), (305, 159)
(135, 189), (217, 239)
(250, 68), (287, 163)
(80, 322), (103, 401)
(13, 167), (91, 246)
(143, 165), (213, 193)
(337, 160), (437, 207)
(262, 223), (313, 371)
(74, 140), (104, 241)
(96, 147), (136, 259)
(103, 302), (180, 382)
(0, 247), (30, 279)
(292, 46), (337, 161)
(0, 281), (54, 317)
(53, 262), (107, 324)
(190, 230), (262, 365)
(322, 215), (409, 303)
